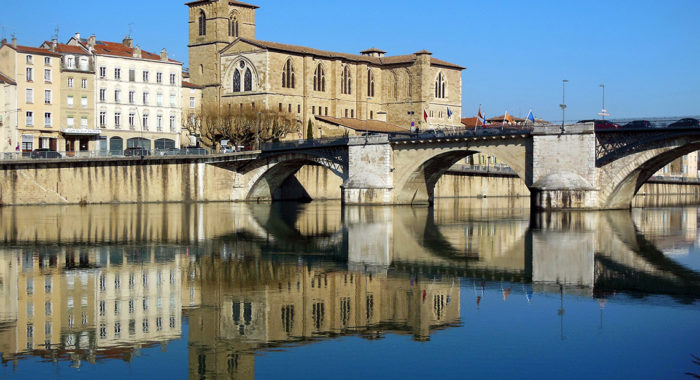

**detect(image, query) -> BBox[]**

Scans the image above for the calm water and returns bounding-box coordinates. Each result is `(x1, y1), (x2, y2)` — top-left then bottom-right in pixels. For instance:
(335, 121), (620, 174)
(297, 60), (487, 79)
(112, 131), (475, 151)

(0, 199), (699, 379)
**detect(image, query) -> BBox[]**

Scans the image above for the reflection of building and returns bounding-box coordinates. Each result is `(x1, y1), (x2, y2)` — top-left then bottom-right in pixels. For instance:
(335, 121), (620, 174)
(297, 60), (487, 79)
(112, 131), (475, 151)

(0, 248), (182, 368)
(187, 257), (460, 379)
(633, 207), (698, 253)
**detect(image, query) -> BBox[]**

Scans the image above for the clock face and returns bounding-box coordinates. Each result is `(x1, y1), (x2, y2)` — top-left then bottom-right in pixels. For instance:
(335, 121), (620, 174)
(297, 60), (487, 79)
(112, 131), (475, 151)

(239, 61), (245, 69)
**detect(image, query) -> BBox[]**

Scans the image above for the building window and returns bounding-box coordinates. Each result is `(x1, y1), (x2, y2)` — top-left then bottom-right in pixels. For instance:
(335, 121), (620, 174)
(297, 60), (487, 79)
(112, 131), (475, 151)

(170, 73), (176, 85)
(156, 72), (162, 83)
(229, 14), (239, 37)
(25, 88), (33, 103)
(81, 78), (87, 89)
(67, 116), (74, 128)
(129, 69), (135, 82)
(44, 69), (51, 82)
(157, 115), (163, 131)
(143, 92), (149, 105)
(341, 66), (352, 95)
(26, 67), (33, 81)
(129, 113), (135, 128)
(351, 109), (354, 118)
(115, 112), (121, 128)
(67, 95), (74, 108)
(44, 90), (51, 104)
(114, 68), (121, 80)
(81, 96), (87, 108)
(67, 57), (74, 68)
(324, 107), (328, 116)
(370, 110), (373, 119)
(170, 94), (176, 107)
(298, 104), (301, 113)
(233, 69), (241, 92)
(26, 111), (33, 126)
(282, 59), (295, 88)
(313, 64), (325, 92)
(128, 91), (134, 104)
(190, 97), (195, 108)
(99, 66), (106, 78)
(279, 103), (282, 112)
(142, 71), (149, 82)
(157, 93), (163, 106)
(198, 10), (206, 36)
(99, 88), (106, 102)
(435, 72), (446, 99)
(367, 68), (375, 97)
(81, 117), (87, 128)
(26, 55), (33, 64)
(142, 114), (149, 129)
(114, 89), (121, 103)
(344, 109), (348, 118)
(67, 77), (74, 88)
(100, 111), (106, 127)
(44, 112), (52, 127)
(170, 115), (176, 131)
(44, 57), (50, 66)
(312, 106), (315, 114)
(244, 69), (252, 91)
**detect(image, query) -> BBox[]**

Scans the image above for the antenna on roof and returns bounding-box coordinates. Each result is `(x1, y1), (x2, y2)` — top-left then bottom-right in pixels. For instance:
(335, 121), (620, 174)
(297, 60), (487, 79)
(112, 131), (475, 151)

(128, 22), (134, 38)
(53, 25), (60, 41)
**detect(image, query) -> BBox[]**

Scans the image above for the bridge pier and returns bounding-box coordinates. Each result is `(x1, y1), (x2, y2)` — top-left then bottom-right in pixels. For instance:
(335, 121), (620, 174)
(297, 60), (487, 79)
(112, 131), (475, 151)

(341, 136), (394, 205)
(528, 123), (601, 210)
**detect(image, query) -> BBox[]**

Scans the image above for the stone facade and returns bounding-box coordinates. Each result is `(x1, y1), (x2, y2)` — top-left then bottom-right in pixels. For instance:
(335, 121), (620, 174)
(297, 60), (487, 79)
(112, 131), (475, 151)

(186, 0), (464, 137)
(181, 80), (203, 146)
(0, 71), (17, 152)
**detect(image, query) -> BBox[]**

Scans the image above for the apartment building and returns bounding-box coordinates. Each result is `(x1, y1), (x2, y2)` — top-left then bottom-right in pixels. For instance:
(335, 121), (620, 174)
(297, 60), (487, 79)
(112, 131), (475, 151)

(181, 78), (203, 146)
(66, 34), (183, 152)
(0, 38), (62, 152)
(0, 71), (17, 152)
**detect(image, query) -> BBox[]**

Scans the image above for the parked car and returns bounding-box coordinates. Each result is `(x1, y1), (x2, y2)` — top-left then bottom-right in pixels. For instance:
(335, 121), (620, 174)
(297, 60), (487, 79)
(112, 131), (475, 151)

(124, 147), (149, 157)
(579, 119), (620, 130)
(667, 118), (700, 128)
(30, 148), (62, 159)
(622, 120), (653, 129)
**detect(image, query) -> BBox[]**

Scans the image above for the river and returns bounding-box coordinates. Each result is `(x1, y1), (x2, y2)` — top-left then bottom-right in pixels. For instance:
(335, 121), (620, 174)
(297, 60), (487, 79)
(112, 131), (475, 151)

(0, 198), (698, 379)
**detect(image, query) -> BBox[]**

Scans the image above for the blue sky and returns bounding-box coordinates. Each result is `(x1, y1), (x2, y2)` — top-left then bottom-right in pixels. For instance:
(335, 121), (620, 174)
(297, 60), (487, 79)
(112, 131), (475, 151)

(1, 0), (698, 122)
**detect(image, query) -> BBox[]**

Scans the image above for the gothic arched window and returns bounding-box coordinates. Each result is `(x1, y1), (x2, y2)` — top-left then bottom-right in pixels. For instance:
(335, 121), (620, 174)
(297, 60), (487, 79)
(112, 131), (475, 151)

(198, 11), (206, 36)
(229, 15), (239, 37)
(282, 59), (295, 88)
(435, 72), (446, 99)
(313, 64), (325, 92)
(233, 69), (241, 92)
(244, 68), (252, 91)
(367, 69), (375, 97)
(341, 66), (352, 95)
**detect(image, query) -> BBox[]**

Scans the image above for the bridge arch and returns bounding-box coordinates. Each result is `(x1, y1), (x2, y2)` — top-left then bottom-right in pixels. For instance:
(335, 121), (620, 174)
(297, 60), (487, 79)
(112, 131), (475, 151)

(391, 140), (529, 204)
(238, 152), (347, 202)
(597, 135), (700, 208)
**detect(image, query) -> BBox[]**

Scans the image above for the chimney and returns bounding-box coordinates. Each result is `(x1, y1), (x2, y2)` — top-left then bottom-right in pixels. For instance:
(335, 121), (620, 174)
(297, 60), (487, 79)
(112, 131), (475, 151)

(133, 45), (141, 58)
(122, 36), (133, 48)
(11, 36), (17, 48)
(160, 48), (168, 61)
(50, 38), (58, 52)
(88, 35), (96, 49)
(1, 38), (6, 46)
(74, 32), (81, 41)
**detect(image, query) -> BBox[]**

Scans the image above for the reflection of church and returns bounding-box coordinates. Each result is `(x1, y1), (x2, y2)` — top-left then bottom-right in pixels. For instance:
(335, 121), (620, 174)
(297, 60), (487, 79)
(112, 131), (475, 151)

(186, 0), (465, 136)
(184, 256), (461, 379)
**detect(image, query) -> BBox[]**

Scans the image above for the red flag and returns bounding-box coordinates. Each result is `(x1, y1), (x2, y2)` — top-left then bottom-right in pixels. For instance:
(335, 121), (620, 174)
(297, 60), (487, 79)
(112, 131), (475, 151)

(423, 110), (428, 122)
(478, 106), (483, 119)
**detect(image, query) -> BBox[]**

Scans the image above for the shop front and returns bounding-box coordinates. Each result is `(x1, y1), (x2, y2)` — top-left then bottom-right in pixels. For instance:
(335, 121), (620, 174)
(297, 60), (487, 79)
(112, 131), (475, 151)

(62, 128), (101, 157)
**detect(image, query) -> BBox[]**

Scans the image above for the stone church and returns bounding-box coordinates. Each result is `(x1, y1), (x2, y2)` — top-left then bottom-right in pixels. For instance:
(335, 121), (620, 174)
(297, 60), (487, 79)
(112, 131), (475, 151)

(186, 0), (464, 137)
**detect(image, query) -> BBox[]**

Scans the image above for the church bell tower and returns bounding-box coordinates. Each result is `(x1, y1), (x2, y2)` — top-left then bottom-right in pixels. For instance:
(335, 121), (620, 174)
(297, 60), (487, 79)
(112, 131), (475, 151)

(186, 0), (258, 103)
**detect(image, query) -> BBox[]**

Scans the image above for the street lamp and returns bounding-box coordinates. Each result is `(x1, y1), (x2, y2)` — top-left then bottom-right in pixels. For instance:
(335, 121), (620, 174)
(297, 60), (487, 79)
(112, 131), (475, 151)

(597, 84), (609, 120)
(559, 79), (568, 132)
(365, 97), (370, 137)
(256, 111), (261, 151)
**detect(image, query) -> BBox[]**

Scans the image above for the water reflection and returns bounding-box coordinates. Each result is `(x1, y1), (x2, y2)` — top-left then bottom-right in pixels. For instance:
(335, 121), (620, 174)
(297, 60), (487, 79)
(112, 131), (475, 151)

(0, 198), (698, 376)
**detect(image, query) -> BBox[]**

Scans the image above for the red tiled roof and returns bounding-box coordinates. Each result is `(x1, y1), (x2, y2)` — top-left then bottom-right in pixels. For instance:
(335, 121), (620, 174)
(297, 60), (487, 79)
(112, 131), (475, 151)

(41, 41), (89, 55)
(315, 115), (411, 134)
(461, 117), (484, 128)
(1, 43), (62, 57)
(0, 71), (16, 85)
(185, 0), (259, 9)
(78, 39), (181, 64)
(182, 80), (203, 89)
(228, 38), (465, 70)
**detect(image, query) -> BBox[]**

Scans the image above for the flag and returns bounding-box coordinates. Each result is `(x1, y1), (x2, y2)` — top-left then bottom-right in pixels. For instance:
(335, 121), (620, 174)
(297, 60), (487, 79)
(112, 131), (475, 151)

(447, 107), (453, 119)
(505, 111), (514, 124)
(526, 110), (535, 124)
(477, 106), (483, 120)
(423, 110), (428, 122)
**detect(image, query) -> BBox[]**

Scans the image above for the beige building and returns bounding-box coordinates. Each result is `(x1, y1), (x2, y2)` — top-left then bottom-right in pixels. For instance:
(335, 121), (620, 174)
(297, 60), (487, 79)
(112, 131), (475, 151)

(186, 0), (464, 139)
(0, 38), (62, 152)
(0, 71), (17, 153)
(655, 151), (698, 179)
(181, 78), (203, 146)
(66, 34), (183, 153)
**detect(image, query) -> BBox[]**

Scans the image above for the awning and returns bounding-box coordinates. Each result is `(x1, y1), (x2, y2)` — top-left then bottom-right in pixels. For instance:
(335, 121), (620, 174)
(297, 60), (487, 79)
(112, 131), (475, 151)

(62, 128), (102, 136)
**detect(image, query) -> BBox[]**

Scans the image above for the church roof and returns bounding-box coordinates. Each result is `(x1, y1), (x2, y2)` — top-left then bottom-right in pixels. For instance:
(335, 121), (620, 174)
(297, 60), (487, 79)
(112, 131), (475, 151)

(315, 115), (412, 134)
(185, 0), (259, 9)
(225, 38), (465, 70)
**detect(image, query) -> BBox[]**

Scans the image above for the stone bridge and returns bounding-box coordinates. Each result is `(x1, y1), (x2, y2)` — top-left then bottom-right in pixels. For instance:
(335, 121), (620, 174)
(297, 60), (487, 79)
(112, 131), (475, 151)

(228, 123), (700, 209)
(2, 123), (700, 210)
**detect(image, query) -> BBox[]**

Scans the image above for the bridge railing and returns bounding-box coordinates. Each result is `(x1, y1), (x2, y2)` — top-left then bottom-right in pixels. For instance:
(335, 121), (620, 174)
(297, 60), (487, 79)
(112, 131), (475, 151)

(262, 136), (350, 152)
(390, 126), (533, 142)
(0, 147), (213, 161)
